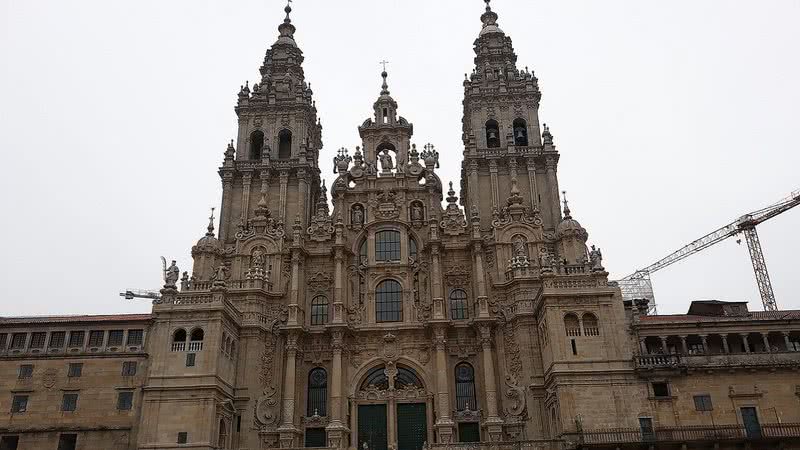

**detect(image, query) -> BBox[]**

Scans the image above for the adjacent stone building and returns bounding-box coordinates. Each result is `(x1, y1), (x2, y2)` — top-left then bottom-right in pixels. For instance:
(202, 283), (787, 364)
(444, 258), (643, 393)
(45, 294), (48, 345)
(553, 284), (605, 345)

(2, 2), (799, 450)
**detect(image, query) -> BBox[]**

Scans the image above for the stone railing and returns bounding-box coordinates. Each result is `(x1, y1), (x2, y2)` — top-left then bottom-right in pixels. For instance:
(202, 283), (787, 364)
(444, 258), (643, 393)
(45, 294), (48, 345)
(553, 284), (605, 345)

(563, 423), (800, 446)
(634, 354), (681, 369)
(427, 440), (564, 450)
(188, 341), (203, 352)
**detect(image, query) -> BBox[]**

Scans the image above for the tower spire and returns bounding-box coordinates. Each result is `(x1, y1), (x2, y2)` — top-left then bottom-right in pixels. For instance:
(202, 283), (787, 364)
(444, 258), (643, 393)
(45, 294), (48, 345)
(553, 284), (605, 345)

(480, 0), (501, 31)
(380, 61), (390, 96)
(562, 191), (572, 219)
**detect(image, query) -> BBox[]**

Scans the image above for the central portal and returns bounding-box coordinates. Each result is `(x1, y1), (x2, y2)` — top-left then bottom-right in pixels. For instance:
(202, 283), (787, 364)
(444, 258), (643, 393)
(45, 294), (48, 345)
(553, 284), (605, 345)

(397, 403), (427, 450)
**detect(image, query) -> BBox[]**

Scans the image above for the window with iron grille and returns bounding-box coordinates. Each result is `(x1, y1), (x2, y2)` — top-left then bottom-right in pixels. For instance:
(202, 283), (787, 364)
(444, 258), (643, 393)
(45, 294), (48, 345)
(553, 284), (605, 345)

(177, 432), (188, 444)
(186, 353), (196, 367)
(88, 330), (104, 347)
(376, 279), (402, 322)
(693, 394), (713, 411)
(61, 393), (78, 412)
(375, 230), (401, 262)
(48, 331), (66, 348)
(449, 289), (469, 320)
(0, 333), (7, 350)
(126, 329), (143, 346)
(121, 361), (137, 376)
(455, 363), (477, 411)
(306, 368), (327, 416)
(310, 296), (329, 326)
(29, 332), (45, 349)
(10, 333), (26, 349)
(11, 395), (28, 413)
(68, 331), (84, 348)
(68, 363), (83, 378)
(108, 330), (124, 347)
(18, 364), (33, 379)
(117, 391), (133, 411)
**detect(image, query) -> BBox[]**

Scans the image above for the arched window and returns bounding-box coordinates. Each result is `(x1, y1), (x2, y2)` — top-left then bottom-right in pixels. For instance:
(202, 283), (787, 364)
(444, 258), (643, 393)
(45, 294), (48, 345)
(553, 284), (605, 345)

(449, 289), (469, 320)
(513, 118), (528, 146)
(564, 314), (581, 337)
(307, 368), (327, 416)
(173, 329), (187, 342)
(311, 296), (329, 325)
(190, 328), (204, 341)
(360, 365), (422, 390)
(278, 129), (292, 159)
(455, 363), (477, 411)
(582, 313), (599, 336)
(485, 119), (500, 148)
(250, 130), (264, 159)
(375, 230), (401, 262)
(376, 279), (402, 322)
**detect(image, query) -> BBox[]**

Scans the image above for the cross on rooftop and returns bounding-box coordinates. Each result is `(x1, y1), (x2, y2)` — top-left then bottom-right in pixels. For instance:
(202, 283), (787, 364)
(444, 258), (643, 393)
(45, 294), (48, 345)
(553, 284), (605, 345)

(380, 60), (389, 72)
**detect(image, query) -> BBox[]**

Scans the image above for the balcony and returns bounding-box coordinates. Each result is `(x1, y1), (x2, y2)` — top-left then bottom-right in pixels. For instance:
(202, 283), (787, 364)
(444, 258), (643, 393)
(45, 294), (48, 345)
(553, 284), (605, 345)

(635, 351), (800, 371)
(564, 423), (800, 447)
(427, 440), (563, 450)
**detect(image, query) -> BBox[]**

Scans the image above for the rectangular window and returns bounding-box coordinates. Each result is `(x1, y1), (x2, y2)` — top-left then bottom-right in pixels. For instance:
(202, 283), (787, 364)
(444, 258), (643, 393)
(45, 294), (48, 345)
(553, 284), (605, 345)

(457, 422), (480, 443)
(57, 433), (77, 450)
(121, 361), (137, 376)
(88, 330), (105, 347)
(0, 435), (19, 450)
(126, 329), (143, 346)
(0, 333), (7, 350)
(186, 353), (196, 367)
(693, 394), (713, 411)
(177, 432), (188, 444)
(639, 417), (655, 441)
(571, 339), (578, 355)
(108, 330), (124, 347)
(10, 395), (28, 413)
(61, 393), (78, 412)
(117, 391), (134, 411)
(652, 382), (670, 398)
(375, 230), (401, 262)
(68, 363), (83, 378)
(49, 331), (66, 349)
(10, 333), (26, 349)
(29, 332), (46, 349)
(304, 428), (327, 448)
(18, 364), (33, 379)
(67, 331), (84, 348)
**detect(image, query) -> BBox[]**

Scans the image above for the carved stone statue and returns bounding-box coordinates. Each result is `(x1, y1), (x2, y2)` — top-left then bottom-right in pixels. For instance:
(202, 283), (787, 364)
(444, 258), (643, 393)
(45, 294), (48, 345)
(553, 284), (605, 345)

(164, 260), (180, 287)
(351, 204), (364, 227)
(512, 235), (527, 257)
(379, 149), (394, 172)
(180, 271), (190, 290)
(539, 252), (553, 271)
(252, 248), (265, 268)
(411, 203), (424, 222)
(589, 245), (604, 271)
(365, 160), (377, 176)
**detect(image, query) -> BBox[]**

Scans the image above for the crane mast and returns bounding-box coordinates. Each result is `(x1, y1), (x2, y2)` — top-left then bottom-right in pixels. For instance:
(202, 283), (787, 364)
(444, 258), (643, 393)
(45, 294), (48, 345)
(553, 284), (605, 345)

(618, 189), (800, 313)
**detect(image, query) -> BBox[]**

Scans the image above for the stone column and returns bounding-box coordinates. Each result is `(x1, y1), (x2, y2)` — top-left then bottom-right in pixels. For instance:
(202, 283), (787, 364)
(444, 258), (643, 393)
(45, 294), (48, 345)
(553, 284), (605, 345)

(297, 168), (308, 227)
(279, 170), (290, 220)
(326, 330), (347, 448)
(545, 156), (561, 225)
(433, 326), (455, 443)
(783, 332), (793, 351)
(741, 334), (751, 353)
(488, 159), (499, 209)
(639, 338), (648, 355)
(478, 324), (503, 440)
(659, 336), (669, 353)
(700, 335), (708, 354)
(473, 241), (490, 318)
(430, 245), (445, 319)
(679, 336), (688, 355)
(278, 332), (301, 447)
(467, 160), (479, 214)
(721, 334), (730, 354)
(526, 157), (539, 210)
(762, 333), (771, 352)
(219, 171), (233, 242)
(241, 172), (252, 222)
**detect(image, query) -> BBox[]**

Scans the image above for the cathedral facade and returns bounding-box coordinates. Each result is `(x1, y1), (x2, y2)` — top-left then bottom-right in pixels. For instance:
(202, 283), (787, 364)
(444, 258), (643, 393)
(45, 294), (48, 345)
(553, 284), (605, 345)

(2, 3), (800, 450)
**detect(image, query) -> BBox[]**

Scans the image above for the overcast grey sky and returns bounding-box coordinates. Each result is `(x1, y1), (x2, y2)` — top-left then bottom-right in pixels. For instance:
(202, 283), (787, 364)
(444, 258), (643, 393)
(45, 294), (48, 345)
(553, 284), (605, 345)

(1, 0), (798, 316)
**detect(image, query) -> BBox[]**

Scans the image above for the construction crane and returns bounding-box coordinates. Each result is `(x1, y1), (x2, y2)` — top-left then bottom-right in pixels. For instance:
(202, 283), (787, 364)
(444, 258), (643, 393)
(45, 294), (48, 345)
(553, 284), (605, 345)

(618, 188), (800, 313)
(119, 289), (161, 301)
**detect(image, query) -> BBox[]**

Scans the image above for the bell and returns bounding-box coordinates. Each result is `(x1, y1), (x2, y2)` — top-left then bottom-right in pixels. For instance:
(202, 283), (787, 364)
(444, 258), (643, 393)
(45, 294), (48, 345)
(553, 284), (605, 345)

(516, 129), (525, 139)
(488, 130), (497, 139)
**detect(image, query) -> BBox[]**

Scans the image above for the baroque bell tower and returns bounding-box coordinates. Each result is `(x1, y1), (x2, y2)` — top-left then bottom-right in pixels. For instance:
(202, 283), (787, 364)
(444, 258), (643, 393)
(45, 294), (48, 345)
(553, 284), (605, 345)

(218, 2), (323, 245)
(460, 0), (563, 231)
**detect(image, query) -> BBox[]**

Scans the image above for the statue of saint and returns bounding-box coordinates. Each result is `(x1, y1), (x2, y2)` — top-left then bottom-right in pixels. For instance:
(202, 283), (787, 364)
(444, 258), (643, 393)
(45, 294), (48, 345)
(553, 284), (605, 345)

(252, 248), (264, 268)
(512, 236), (527, 257)
(589, 245), (604, 271)
(164, 260), (180, 287)
(352, 205), (364, 226)
(411, 203), (424, 221)
(379, 149), (394, 172)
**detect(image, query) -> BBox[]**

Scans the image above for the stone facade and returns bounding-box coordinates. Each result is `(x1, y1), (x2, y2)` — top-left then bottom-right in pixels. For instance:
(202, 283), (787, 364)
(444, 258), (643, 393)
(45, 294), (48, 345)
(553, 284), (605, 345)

(2, 3), (800, 450)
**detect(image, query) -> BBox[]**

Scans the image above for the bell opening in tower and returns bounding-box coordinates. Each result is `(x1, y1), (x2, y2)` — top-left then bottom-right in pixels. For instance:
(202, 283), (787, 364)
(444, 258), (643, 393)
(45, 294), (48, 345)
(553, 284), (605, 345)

(249, 130), (264, 160)
(485, 119), (500, 148)
(278, 129), (292, 159)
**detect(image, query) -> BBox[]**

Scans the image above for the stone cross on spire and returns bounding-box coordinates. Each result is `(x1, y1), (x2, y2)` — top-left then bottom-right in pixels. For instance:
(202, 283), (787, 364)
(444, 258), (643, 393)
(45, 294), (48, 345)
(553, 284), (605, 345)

(561, 191), (572, 219)
(380, 60), (389, 72)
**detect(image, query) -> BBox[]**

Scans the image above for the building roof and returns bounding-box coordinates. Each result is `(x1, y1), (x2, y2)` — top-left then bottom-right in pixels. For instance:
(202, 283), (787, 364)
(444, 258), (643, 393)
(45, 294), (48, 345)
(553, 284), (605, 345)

(639, 310), (800, 324)
(0, 313), (152, 325)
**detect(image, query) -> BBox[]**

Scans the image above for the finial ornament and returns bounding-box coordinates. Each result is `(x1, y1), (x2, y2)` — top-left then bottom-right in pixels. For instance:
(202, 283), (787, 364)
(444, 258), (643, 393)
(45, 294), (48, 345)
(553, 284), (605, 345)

(380, 64), (390, 96)
(380, 59), (389, 72)
(562, 191), (571, 218)
(284, 0), (293, 22)
(485, 0), (492, 11)
(207, 207), (216, 236)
